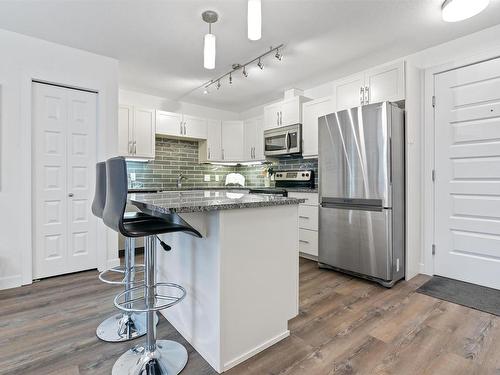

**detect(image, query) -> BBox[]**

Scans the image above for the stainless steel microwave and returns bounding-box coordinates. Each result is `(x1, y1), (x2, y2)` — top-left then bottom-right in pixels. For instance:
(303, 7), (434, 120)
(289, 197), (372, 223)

(264, 124), (302, 157)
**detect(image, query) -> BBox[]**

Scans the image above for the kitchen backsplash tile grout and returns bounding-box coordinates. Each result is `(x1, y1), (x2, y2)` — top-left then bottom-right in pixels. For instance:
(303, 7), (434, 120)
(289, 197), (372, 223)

(127, 136), (318, 189)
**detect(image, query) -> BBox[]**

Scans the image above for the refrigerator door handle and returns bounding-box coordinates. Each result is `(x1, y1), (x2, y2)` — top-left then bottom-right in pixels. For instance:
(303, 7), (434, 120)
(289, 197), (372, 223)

(389, 137), (392, 184)
(320, 202), (384, 212)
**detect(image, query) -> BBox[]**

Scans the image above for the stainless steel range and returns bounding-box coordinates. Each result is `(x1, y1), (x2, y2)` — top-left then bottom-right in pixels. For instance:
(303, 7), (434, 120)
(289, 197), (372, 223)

(248, 170), (315, 196)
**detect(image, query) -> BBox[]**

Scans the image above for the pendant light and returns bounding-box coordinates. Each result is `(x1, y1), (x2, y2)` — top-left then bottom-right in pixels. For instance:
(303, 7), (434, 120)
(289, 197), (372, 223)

(202, 11), (218, 69)
(248, 0), (262, 40)
(441, 0), (489, 22)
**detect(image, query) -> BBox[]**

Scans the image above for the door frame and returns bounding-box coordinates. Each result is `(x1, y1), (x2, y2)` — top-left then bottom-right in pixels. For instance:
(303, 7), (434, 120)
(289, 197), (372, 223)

(23, 75), (113, 285)
(422, 50), (500, 276)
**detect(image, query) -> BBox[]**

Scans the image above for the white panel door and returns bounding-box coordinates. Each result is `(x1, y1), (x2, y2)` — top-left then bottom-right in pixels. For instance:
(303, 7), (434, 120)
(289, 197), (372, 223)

(66, 89), (98, 273)
(263, 102), (282, 129)
(33, 82), (97, 278)
(134, 107), (155, 158)
(434, 57), (500, 289)
(281, 97), (300, 126)
(183, 115), (207, 139)
(254, 116), (265, 160)
(302, 96), (334, 157)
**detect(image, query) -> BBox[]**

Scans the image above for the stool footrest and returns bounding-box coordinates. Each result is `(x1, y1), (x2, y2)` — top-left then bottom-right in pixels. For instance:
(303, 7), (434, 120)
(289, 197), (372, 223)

(98, 265), (145, 285)
(114, 283), (186, 313)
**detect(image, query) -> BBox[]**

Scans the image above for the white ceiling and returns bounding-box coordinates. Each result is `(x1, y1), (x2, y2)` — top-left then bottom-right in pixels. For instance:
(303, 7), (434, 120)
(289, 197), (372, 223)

(0, 0), (500, 112)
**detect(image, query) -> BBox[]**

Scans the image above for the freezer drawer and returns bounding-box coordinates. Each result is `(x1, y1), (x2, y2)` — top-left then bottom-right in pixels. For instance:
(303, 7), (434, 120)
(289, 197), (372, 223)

(319, 206), (392, 280)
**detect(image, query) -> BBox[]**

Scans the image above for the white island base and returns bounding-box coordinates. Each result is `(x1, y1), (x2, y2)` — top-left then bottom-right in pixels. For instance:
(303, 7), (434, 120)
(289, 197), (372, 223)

(155, 204), (299, 373)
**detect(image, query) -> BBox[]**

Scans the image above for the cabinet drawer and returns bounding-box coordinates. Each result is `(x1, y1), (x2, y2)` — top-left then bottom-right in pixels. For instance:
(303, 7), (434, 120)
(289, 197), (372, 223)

(299, 229), (318, 257)
(298, 205), (318, 230)
(288, 192), (319, 206)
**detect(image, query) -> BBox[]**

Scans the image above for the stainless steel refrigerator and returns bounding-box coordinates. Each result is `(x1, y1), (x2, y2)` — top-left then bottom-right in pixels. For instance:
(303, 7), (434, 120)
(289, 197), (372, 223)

(318, 101), (405, 287)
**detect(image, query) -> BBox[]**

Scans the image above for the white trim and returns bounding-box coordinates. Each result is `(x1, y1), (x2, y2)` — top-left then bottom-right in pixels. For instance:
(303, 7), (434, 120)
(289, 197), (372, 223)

(422, 50), (500, 276)
(0, 274), (23, 290)
(222, 330), (290, 372)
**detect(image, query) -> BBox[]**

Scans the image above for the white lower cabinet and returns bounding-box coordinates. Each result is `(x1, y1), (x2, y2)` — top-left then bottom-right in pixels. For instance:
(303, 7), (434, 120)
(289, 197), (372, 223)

(289, 192), (319, 259)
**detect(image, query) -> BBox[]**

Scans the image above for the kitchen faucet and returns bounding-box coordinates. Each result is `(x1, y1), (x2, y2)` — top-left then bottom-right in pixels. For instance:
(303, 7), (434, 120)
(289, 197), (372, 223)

(177, 173), (187, 189)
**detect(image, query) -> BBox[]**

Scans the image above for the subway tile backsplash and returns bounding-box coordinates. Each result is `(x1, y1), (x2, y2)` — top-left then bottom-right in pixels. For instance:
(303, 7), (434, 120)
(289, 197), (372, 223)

(127, 136), (318, 189)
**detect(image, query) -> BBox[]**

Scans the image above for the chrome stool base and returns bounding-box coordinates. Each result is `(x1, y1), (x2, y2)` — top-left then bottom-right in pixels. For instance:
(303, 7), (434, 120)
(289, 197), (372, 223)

(96, 312), (158, 342)
(112, 340), (188, 375)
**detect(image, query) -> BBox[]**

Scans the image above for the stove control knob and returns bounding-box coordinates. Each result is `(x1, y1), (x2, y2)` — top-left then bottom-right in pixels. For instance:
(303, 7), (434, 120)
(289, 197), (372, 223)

(302, 173), (305, 177)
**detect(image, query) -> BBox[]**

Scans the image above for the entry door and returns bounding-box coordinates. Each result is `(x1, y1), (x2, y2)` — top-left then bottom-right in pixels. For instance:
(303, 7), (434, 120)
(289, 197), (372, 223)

(434, 58), (500, 289)
(33, 82), (97, 279)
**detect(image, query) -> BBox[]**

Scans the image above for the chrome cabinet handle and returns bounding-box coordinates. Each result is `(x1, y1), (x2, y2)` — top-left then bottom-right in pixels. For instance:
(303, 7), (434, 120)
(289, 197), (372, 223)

(222, 149), (224, 160)
(360, 86), (365, 105)
(364, 86), (370, 104)
(180, 121), (183, 134)
(299, 215), (309, 219)
(279, 111), (282, 125)
(183, 122), (187, 135)
(128, 141), (133, 154)
(299, 239), (309, 244)
(133, 141), (137, 154)
(276, 111), (280, 126)
(208, 147), (211, 159)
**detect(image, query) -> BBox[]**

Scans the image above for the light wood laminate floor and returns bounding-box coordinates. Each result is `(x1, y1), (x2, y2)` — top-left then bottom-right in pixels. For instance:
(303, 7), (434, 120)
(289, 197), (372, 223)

(1, 258), (499, 374)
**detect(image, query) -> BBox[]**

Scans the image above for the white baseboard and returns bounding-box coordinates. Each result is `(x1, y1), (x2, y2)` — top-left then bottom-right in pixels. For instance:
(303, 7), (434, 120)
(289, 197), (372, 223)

(222, 330), (290, 372)
(0, 274), (22, 290)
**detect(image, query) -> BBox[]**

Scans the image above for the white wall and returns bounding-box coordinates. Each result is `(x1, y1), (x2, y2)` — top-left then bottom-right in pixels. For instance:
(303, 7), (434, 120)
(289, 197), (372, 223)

(120, 89), (240, 120)
(0, 29), (119, 289)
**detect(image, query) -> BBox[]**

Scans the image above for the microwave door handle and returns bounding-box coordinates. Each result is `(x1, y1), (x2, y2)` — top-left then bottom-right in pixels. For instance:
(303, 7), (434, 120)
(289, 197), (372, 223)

(285, 131), (290, 150)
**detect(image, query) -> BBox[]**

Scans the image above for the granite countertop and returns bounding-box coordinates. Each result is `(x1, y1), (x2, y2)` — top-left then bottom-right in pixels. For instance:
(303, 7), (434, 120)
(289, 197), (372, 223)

(128, 190), (305, 214)
(128, 186), (318, 194)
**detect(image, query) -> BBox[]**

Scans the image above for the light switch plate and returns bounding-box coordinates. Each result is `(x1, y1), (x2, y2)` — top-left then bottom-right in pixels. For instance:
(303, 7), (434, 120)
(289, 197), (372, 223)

(204, 174), (211, 182)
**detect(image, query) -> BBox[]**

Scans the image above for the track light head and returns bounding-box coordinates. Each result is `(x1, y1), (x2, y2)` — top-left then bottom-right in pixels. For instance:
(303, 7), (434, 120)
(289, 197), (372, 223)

(229, 73), (233, 84)
(275, 49), (283, 61)
(257, 58), (264, 70)
(242, 66), (248, 77)
(217, 80), (221, 90)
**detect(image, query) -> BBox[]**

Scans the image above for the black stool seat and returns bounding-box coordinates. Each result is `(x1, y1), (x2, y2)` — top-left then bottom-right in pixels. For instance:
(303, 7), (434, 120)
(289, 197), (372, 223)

(123, 218), (202, 238)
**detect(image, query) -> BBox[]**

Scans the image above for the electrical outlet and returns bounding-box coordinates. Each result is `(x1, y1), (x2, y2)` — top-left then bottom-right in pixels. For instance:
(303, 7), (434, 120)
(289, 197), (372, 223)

(130, 172), (136, 181)
(204, 174), (210, 182)
(215, 175), (220, 182)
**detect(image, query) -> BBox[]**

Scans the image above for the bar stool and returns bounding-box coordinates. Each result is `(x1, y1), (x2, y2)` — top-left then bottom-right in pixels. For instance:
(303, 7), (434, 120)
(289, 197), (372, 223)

(91, 161), (158, 342)
(103, 157), (202, 375)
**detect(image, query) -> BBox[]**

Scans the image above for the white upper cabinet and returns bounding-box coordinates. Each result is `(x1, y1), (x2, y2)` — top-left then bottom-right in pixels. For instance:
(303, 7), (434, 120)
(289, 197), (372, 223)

(263, 102), (283, 130)
(365, 61), (405, 104)
(206, 119), (222, 161)
(156, 110), (183, 136)
(221, 121), (244, 161)
(333, 60), (405, 111)
(333, 73), (365, 111)
(302, 96), (335, 158)
(243, 116), (264, 161)
(263, 96), (311, 129)
(183, 114), (208, 139)
(118, 104), (155, 159)
(134, 108), (156, 158)
(156, 111), (207, 139)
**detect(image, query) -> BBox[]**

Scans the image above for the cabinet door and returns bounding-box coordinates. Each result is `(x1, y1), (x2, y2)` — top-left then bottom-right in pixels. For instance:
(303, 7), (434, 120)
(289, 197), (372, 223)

(254, 116), (265, 160)
(206, 119), (222, 161)
(302, 96), (334, 157)
(365, 61), (405, 103)
(156, 110), (182, 136)
(134, 108), (155, 158)
(243, 119), (257, 160)
(221, 121), (244, 161)
(183, 114), (208, 139)
(281, 97), (301, 126)
(263, 102), (282, 130)
(333, 73), (365, 111)
(118, 105), (133, 156)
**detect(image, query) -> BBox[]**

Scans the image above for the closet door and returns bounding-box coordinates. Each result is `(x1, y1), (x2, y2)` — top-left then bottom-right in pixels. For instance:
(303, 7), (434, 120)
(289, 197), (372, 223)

(32, 82), (97, 278)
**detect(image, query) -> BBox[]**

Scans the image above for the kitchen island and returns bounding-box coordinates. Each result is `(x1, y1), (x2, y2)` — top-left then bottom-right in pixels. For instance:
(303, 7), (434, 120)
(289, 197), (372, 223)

(128, 190), (304, 373)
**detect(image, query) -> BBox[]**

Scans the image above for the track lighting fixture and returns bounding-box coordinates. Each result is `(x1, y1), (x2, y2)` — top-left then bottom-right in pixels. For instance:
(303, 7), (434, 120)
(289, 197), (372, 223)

(200, 44), (283, 94)
(202, 10), (218, 70)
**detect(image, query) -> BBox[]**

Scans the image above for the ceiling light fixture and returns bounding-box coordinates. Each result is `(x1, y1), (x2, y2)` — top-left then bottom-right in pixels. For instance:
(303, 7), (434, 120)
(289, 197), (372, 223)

(202, 10), (218, 69)
(247, 0), (262, 40)
(199, 44), (283, 94)
(441, 0), (489, 22)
